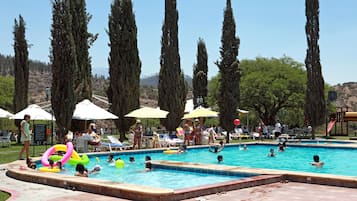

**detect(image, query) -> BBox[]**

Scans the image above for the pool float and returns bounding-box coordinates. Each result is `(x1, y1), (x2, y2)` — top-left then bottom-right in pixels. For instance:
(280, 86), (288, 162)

(41, 142), (74, 167)
(163, 149), (179, 154)
(115, 159), (125, 168)
(39, 167), (60, 173)
(49, 154), (89, 166)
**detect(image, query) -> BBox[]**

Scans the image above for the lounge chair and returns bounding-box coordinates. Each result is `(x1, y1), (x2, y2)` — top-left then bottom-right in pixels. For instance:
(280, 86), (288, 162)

(0, 131), (11, 147)
(100, 135), (132, 151)
(164, 133), (184, 147)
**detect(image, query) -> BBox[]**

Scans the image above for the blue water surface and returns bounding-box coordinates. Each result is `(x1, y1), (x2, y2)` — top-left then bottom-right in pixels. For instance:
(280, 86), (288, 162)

(55, 144), (357, 189)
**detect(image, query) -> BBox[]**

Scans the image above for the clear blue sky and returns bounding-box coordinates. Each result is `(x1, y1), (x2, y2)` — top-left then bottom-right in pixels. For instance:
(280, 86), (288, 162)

(0, 0), (356, 85)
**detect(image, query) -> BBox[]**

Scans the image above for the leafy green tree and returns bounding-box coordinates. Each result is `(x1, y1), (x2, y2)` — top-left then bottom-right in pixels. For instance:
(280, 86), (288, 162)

(0, 76), (14, 111)
(207, 74), (220, 109)
(158, 0), (187, 131)
(50, 0), (76, 142)
(215, 0), (240, 138)
(305, 0), (325, 138)
(107, 0), (141, 141)
(13, 15), (29, 114)
(69, 0), (95, 102)
(193, 38), (208, 108)
(240, 57), (306, 125)
(208, 57), (307, 127)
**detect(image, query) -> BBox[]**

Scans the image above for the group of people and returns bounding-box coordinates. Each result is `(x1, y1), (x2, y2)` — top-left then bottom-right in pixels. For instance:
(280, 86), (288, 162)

(266, 142), (324, 167)
(183, 120), (222, 146)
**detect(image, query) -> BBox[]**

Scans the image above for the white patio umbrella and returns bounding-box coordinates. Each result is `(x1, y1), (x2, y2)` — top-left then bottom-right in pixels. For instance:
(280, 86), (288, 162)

(11, 104), (54, 120)
(238, 108), (249, 128)
(125, 107), (169, 119)
(0, 108), (13, 130)
(0, 108), (13, 118)
(72, 99), (118, 120)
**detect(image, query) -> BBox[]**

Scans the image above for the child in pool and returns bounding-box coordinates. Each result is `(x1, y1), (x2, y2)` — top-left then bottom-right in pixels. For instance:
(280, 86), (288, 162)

(129, 156), (135, 163)
(278, 143), (285, 152)
(178, 144), (187, 153)
(75, 163), (88, 177)
(217, 155), (223, 163)
(145, 156), (152, 171)
(107, 154), (115, 163)
(268, 148), (275, 157)
(56, 161), (64, 171)
(311, 155), (324, 167)
(89, 165), (101, 174)
(48, 159), (54, 169)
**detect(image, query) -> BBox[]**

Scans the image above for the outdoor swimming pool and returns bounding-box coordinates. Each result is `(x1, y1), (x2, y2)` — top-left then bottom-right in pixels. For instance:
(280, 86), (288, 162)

(52, 143), (357, 188)
(59, 156), (249, 189)
(71, 144), (357, 177)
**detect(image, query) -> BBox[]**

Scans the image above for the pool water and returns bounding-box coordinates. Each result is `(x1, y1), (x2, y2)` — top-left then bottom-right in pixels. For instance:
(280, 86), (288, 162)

(58, 154), (247, 189)
(51, 144), (357, 189)
(152, 145), (357, 176)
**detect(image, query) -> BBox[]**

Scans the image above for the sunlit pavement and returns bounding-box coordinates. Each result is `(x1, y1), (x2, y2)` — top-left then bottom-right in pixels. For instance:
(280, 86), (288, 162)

(184, 182), (357, 201)
(2, 163), (357, 201)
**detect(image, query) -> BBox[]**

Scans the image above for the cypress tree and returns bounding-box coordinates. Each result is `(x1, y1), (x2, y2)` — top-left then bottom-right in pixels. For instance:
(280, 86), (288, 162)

(13, 15), (29, 114)
(193, 38), (208, 108)
(158, 0), (187, 131)
(13, 15), (29, 143)
(107, 0), (141, 141)
(216, 0), (240, 142)
(50, 0), (77, 142)
(304, 0), (325, 139)
(69, 0), (94, 101)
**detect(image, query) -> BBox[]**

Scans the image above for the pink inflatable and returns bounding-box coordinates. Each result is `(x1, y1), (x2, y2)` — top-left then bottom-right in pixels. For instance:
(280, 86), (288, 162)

(41, 142), (74, 167)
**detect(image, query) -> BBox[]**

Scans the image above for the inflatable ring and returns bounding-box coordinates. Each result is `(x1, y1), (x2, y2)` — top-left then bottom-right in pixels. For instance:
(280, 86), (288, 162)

(50, 154), (89, 166)
(39, 167), (60, 173)
(163, 150), (179, 154)
(41, 142), (74, 167)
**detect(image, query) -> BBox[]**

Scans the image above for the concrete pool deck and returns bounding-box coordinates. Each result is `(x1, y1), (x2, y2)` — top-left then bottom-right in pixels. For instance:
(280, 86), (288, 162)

(2, 141), (357, 200)
(2, 166), (357, 201)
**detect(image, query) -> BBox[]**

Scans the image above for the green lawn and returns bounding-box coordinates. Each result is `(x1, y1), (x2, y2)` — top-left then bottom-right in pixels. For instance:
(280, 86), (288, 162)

(0, 191), (10, 201)
(0, 143), (49, 164)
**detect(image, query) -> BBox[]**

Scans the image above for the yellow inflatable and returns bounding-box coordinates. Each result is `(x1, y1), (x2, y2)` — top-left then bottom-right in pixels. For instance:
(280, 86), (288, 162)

(115, 159), (125, 168)
(163, 149), (179, 154)
(39, 167), (60, 173)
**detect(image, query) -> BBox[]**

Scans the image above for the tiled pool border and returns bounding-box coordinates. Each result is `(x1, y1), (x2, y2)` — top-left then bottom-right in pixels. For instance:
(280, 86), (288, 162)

(6, 141), (357, 200)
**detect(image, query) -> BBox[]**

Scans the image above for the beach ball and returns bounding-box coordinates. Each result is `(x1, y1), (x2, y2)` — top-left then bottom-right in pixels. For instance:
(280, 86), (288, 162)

(233, 119), (240, 126)
(115, 159), (125, 168)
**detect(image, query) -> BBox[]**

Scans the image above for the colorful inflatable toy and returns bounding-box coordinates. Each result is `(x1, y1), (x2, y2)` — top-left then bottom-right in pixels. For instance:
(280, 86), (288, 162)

(39, 167), (60, 173)
(115, 159), (125, 168)
(50, 154), (89, 166)
(163, 149), (179, 154)
(41, 142), (74, 167)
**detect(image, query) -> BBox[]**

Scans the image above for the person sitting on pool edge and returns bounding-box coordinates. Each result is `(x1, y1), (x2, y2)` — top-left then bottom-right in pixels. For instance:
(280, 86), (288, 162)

(26, 158), (37, 169)
(311, 155), (324, 167)
(75, 163), (88, 177)
(268, 148), (275, 157)
(209, 140), (225, 153)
